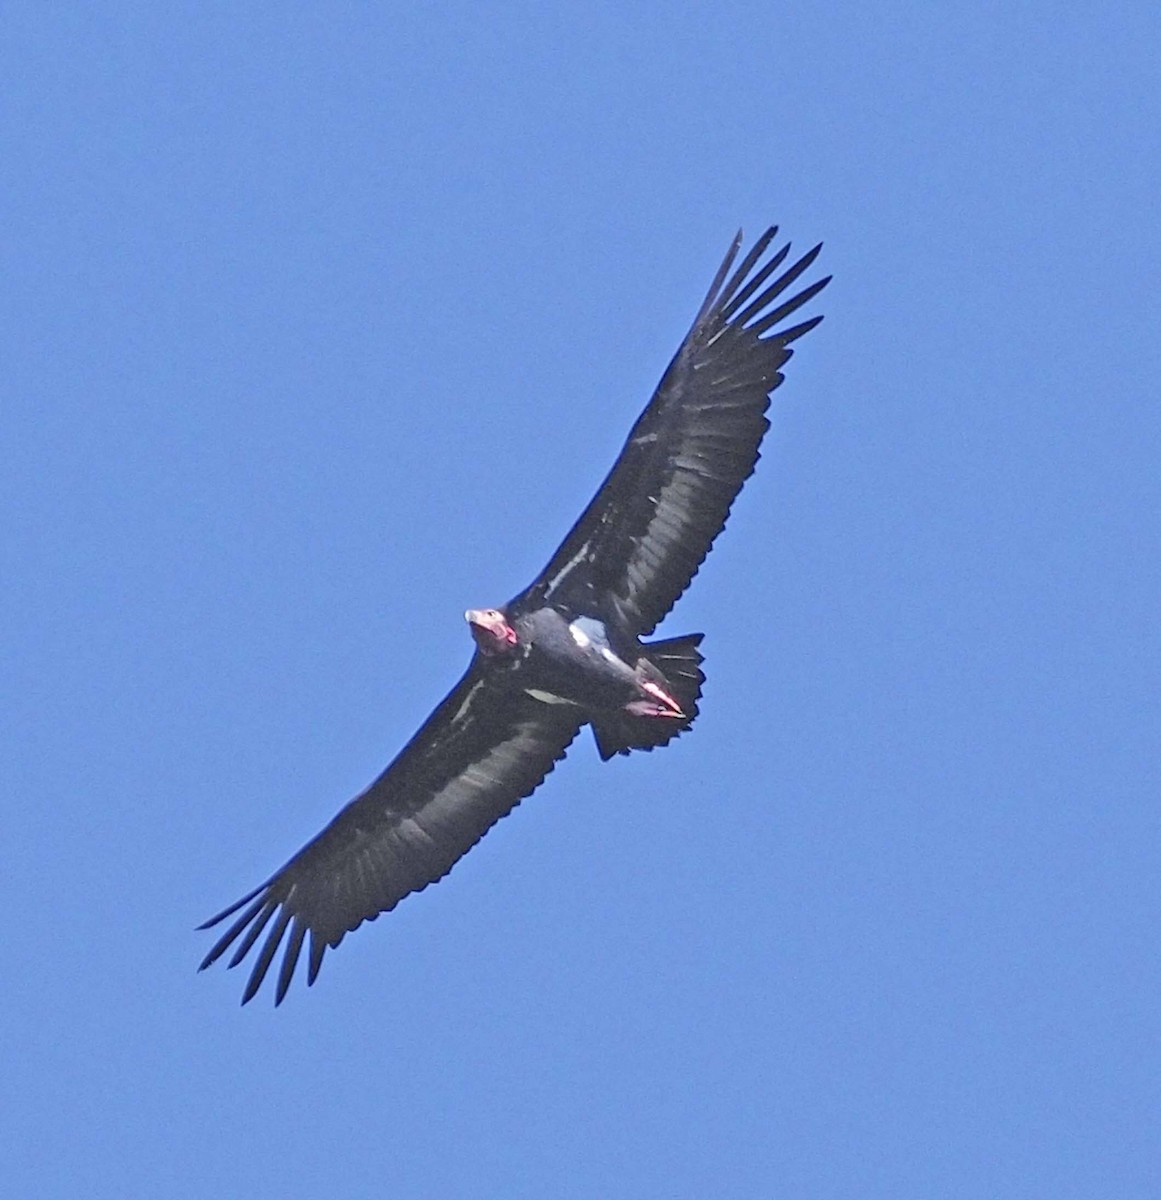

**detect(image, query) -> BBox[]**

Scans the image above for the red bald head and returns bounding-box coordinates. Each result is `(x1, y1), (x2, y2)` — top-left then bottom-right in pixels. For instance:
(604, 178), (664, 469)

(465, 608), (519, 656)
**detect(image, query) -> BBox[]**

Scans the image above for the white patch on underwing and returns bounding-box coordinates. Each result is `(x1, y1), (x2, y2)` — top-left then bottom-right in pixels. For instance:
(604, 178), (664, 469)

(448, 680), (485, 726)
(543, 539), (594, 599)
(525, 687), (578, 706)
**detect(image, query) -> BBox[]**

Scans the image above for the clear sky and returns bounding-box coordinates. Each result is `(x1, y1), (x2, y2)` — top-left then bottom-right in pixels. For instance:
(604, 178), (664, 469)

(4, 5), (1159, 1198)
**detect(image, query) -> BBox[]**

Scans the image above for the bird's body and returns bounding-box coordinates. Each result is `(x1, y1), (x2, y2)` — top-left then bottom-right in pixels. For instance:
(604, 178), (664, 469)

(509, 609), (642, 712)
(199, 226), (829, 1004)
(477, 606), (692, 723)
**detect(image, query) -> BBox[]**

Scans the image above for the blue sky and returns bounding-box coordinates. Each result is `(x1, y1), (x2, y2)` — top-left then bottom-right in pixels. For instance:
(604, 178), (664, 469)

(4, 5), (1159, 1197)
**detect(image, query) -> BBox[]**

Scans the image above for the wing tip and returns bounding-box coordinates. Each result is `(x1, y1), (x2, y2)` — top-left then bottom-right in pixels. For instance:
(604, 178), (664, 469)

(198, 878), (312, 1005)
(692, 230), (745, 325)
(732, 243), (830, 340)
(195, 881), (267, 931)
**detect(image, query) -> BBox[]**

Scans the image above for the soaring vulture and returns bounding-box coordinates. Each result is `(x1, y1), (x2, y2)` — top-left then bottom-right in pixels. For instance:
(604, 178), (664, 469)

(199, 226), (829, 1004)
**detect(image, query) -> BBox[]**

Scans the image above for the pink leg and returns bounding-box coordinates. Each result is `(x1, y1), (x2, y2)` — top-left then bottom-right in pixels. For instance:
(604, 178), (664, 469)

(626, 681), (685, 719)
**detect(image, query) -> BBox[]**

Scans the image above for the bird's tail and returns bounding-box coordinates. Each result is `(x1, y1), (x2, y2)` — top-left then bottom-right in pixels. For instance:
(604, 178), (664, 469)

(591, 633), (705, 761)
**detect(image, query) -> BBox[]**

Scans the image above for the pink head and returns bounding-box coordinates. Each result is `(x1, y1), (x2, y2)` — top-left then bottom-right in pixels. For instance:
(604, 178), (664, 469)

(465, 608), (519, 656)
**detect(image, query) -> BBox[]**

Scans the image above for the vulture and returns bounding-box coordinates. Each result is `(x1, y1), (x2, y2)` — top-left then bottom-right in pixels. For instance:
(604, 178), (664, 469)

(199, 226), (829, 1004)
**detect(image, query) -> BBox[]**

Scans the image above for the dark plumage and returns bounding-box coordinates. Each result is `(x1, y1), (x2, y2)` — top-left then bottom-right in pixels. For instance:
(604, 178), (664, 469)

(199, 226), (829, 1004)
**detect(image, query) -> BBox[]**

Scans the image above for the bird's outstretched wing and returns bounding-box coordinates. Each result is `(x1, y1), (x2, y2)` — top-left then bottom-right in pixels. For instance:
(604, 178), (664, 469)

(517, 228), (829, 635)
(198, 669), (582, 1005)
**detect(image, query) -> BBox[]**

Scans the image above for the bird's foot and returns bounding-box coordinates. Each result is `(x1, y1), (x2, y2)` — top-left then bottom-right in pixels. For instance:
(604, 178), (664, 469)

(625, 680), (686, 719)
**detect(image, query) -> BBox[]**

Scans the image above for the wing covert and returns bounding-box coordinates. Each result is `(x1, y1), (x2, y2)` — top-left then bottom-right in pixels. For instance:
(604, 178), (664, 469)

(198, 666), (581, 1004)
(520, 227), (829, 634)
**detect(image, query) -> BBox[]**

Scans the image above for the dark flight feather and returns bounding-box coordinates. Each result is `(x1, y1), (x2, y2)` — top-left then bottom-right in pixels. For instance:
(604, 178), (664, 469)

(199, 668), (580, 1004)
(518, 229), (831, 635)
